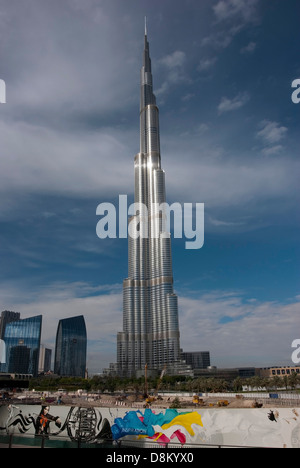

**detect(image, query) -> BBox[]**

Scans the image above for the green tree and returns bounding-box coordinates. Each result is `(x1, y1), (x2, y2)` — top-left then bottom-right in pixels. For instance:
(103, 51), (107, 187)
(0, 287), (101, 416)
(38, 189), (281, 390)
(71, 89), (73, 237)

(232, 377), (243, 392)
(170, 397), (181, 409)
(270, 376), (282, 390)
(288, 372), (299, 390)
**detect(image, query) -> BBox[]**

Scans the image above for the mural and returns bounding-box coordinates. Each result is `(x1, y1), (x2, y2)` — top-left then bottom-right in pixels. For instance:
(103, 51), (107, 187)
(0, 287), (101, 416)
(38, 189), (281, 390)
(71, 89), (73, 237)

(1, 404), (300, 448)
(111, 408), (203, 445)
(35, 406), (62, 436)
(0, 405), (112, 443)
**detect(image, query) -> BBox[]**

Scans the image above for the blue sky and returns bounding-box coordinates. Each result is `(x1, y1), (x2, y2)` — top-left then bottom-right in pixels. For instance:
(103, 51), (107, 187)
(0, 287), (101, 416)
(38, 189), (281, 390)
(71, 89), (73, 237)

(0, 0), (299, 373)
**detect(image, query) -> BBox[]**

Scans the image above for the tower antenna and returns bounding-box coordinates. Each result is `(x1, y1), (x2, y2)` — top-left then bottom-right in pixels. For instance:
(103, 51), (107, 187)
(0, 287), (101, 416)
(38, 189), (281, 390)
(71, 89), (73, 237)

(145, 16), (147, 36)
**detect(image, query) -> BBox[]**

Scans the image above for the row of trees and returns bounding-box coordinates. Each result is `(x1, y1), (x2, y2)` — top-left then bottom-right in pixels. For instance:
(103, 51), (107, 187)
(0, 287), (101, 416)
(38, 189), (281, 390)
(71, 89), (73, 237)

(30, 372), (300, 394)
(186, 374), (299, 393)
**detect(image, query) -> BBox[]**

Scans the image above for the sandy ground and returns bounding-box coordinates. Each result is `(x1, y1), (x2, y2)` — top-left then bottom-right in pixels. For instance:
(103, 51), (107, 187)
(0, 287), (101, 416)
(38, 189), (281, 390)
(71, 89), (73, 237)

(3, 391), (299, 409)
(47, 393), (299, 409)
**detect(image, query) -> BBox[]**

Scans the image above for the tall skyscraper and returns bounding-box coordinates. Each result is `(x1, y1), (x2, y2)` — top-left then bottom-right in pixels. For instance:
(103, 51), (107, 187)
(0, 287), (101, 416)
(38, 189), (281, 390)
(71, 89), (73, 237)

(38, 345), (52, 374)
(2, 315), (42, 376)
(54, 315), (87, 378)
(0, 311), (21, 372)
(0, 310), (21, 340)
(117, 24), (181, 378)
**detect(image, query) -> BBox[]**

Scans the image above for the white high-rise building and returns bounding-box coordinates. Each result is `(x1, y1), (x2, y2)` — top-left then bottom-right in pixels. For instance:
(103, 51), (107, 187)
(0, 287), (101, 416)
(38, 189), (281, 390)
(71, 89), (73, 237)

(117, 25), (181, 378)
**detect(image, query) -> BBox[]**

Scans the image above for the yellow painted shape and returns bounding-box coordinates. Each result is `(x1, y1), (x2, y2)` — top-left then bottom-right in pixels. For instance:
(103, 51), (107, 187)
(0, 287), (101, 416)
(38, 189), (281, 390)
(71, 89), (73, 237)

(161, 412), (203, 436)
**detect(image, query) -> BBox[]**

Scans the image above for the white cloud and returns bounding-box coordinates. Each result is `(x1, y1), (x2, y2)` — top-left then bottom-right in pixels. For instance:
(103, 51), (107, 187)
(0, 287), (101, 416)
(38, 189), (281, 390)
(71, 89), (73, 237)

(156, 50), (190, 97)
(213, 0), (259, 24)
(218, 92), (250, 114)
(201, 28), (239, 50)
(261, 145), (283, 156)
(159, 50), (186, 69)
(256, 121), (288, 157)
(2, 281), (299, 372)
(181, 93), (195, 102)
(257, 120), (288, 144)
(0, 119), (133, 213)
(197, 57), (217, 72)
(162, 134), (299, 229)
(197, 123), (210, 133)
(240, 41), (257, 54)
(178, 290), (300, 367)
(208, 216), (246, 227)
(202, 0), (260, 51)
(0, 113), (298, 236)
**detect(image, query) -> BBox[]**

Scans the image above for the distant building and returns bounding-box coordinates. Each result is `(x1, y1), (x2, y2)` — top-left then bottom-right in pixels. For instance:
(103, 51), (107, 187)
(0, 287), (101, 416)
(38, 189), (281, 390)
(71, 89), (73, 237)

(259, 366), (300, 378)
(54, 315), (87, 378)
(103, 362), (118, 377)
(0, 310), (21, 340)
(2, 315), (42, 377)
(193, 367), (256, 380)
(181, 351), (211, 369)
(38, 345), (52, 374)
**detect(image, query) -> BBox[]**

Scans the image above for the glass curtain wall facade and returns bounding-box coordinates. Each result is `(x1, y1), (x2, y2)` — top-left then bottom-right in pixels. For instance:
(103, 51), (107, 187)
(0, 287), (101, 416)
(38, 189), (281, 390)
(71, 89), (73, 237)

(181, 351), (211, 369)
(117, 26), (181, 378)
(0, 310), (21, 340)
(54, 315), (87, 378)
(2, 315), (42, 376)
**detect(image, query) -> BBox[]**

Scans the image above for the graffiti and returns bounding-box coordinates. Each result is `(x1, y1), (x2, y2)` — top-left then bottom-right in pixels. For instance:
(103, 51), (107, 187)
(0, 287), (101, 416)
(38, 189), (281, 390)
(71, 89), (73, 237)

(36, 406), (62, 436)
(268, 410), (278, 423)
(0, 405), (112, 443)
(1, 405), (300, 447)
(61, 407), (112, 443)
(111, 408), (203, 445)
(1, 405), (36, 434)
(0, 405), (202, 446)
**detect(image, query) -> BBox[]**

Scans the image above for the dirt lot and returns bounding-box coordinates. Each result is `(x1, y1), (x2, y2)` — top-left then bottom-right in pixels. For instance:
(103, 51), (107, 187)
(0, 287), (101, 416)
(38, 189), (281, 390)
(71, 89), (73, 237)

(3, 392), (298, 410)
(58, 393), (299, 409)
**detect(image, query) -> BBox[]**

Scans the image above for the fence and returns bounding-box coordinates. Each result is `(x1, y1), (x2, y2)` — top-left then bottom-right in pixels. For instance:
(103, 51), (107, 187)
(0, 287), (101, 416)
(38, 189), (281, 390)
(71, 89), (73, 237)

(160, 391), (300, 400)
(0, 432), (267, 449)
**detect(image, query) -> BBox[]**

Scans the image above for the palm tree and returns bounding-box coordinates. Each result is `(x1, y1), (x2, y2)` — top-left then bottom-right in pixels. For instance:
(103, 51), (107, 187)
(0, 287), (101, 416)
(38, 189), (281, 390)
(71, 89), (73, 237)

(288, 372), (299, 390)
(248, 376), (266, 391)
(233, 377), (243, 392)
(271, 376), (282, 391)
(282, 375), (289, 390)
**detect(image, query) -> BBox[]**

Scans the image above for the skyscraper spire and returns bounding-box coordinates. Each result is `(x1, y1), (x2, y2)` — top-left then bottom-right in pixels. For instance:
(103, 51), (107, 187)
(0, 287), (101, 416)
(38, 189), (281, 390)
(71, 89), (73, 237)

(117, 25), (181, 378)
(145, 16), (147, 36)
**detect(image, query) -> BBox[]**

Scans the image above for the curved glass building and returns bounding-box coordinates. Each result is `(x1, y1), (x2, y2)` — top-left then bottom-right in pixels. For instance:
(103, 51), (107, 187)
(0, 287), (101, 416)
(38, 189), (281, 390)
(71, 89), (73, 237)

(54, 315), (87, 378)
(117, 25), (181, 377)
(2, 315), (42, 376)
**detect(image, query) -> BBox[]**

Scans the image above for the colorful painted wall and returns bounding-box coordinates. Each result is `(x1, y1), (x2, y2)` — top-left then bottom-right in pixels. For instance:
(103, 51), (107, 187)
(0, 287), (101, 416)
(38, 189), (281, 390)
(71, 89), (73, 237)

(0, 404), (299, 448)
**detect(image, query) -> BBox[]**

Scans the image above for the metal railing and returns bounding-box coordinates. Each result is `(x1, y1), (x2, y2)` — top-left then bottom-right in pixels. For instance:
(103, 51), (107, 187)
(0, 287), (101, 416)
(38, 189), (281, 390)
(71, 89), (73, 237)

(0, 432), (270, 449)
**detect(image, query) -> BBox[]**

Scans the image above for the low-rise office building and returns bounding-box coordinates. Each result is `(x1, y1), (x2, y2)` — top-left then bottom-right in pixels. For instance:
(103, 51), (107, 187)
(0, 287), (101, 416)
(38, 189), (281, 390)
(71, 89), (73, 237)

(259, 366), (300, 378)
